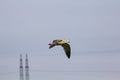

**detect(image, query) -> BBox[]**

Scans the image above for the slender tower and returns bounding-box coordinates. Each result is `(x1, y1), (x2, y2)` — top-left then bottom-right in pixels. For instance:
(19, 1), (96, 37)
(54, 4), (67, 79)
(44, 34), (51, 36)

(25, 54), (29, 80)
(20, 54), (24, 80)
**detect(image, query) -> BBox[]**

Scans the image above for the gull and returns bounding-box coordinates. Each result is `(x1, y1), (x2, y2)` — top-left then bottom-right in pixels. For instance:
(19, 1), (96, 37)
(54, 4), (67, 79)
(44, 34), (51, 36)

(49, 39), (71, 59)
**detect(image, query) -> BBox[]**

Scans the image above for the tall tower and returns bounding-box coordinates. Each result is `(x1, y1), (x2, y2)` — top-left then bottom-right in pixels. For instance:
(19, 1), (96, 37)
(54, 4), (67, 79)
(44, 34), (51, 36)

(25, 54), (29, 80)
(20, 54), (24, 80)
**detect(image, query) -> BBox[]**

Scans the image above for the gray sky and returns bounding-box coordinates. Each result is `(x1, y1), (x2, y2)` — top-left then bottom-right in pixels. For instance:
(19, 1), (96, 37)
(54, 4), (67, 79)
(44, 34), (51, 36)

(0, 0), (120, 80)
(0, 0), (120, 54)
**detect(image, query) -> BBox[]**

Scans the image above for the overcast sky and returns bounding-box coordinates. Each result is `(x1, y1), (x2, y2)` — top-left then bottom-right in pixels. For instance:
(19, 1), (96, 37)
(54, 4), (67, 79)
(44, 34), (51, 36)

(0, 0), (120, 80)
(0, 0), (120, 54)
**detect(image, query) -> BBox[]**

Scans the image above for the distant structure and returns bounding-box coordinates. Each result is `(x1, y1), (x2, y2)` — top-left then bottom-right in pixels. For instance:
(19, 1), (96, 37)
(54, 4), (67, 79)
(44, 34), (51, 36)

(25, 54), (29, 80)
(20, 54), (24, 80)
(20, 54), (29, 80)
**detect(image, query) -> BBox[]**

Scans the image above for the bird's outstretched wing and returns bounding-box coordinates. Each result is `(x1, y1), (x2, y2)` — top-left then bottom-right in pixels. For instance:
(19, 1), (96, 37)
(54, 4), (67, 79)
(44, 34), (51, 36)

(61, 43), (71, 59)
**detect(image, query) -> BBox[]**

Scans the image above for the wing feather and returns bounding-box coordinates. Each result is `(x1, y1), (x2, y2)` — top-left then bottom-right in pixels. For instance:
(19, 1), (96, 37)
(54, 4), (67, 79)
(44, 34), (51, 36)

(61, 43), (71, 59)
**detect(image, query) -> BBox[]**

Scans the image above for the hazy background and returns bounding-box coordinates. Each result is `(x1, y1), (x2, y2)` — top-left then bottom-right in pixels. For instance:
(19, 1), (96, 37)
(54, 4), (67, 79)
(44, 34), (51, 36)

(0, 0), (120, 80)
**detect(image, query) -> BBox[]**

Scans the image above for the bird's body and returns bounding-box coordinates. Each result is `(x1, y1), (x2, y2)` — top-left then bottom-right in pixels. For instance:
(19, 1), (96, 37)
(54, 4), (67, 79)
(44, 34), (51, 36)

(49, 39), (71, 59)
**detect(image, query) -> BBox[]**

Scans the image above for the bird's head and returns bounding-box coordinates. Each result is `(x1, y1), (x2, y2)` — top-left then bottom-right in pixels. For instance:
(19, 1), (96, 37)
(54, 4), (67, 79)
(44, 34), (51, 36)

(63, 40), (70, 43)
(67, 40), (70, 43)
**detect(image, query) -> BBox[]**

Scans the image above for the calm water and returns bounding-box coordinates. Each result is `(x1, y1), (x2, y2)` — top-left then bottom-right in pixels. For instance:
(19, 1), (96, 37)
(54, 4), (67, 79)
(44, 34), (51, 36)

(0, 52), (120, 80)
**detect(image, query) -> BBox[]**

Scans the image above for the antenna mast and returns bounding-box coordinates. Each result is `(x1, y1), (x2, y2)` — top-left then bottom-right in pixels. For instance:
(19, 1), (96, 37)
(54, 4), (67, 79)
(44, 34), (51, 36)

(20, 54), (24, 80)
(25, 54), (29, 80)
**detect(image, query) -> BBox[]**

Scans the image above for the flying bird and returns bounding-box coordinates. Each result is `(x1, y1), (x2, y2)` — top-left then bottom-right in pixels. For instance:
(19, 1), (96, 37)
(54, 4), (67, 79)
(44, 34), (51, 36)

(49, 39), (71, 59)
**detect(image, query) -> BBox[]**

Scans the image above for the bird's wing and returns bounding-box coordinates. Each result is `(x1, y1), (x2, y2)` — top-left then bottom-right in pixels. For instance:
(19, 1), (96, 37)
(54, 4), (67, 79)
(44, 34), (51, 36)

(61, 43), (71, 59)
